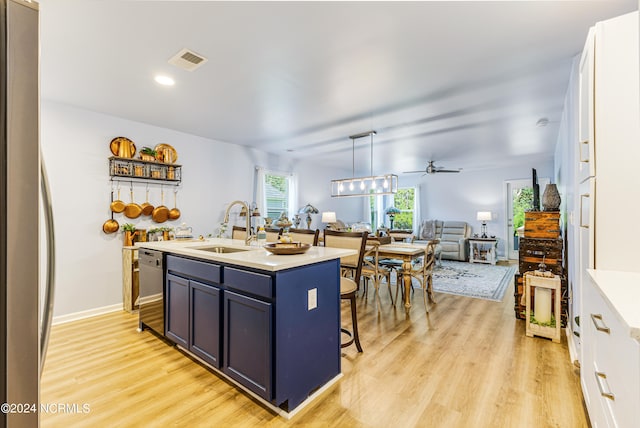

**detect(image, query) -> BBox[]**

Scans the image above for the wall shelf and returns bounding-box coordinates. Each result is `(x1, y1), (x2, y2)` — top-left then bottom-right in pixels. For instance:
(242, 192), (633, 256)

(109, 156), (182, 185)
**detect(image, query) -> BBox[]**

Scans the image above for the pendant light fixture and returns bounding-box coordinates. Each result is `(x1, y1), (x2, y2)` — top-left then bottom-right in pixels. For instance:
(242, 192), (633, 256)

(331, 131), (398, 198)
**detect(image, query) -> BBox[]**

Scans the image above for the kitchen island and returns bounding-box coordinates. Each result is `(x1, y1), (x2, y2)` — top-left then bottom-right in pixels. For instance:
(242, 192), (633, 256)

(136, 238), (355, 417)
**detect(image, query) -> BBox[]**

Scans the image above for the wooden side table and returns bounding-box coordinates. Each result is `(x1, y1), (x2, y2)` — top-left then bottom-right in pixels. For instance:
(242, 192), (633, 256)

(469, 238), (498, 265)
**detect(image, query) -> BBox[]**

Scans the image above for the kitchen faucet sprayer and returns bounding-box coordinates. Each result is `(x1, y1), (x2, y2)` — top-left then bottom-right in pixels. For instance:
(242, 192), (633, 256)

(223, 200), (253, 245)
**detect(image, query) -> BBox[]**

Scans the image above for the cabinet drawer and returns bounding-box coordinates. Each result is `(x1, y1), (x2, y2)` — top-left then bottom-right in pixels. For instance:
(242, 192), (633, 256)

(166, 255), (221, 284)
(582, 274), (640, 427)
(224, 267), (272, 299)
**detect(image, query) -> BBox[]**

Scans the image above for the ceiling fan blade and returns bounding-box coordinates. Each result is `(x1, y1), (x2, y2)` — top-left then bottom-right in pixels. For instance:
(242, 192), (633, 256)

(402, 170), (427, 174)
(435, 169), (461, 173)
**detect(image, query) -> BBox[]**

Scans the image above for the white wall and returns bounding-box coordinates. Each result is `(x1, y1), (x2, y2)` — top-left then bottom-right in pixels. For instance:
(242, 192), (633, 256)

(41, 100), (555, 317)
(400, 161), (554, 258)
(41, 101), (354, 318)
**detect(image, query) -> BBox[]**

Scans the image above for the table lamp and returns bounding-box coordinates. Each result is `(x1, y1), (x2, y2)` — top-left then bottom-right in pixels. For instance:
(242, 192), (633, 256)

(299, 204), (319, 229)
(477, 211), (492, 238)
(385, 206), (401, 230)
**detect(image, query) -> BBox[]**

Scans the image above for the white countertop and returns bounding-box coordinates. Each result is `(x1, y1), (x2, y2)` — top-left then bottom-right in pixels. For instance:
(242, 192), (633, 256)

(136, 238), (355, 272)
(587, 269), (640, 341)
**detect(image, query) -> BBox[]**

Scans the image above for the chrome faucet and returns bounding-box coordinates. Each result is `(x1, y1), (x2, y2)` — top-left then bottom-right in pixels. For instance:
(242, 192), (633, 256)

(223, 200), (253, 245)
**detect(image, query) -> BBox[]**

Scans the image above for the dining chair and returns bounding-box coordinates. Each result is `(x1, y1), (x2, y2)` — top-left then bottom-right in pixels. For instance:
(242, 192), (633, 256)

(361, 241), (394, 311)
(288, 228), (319, 246)
(324, 230), (368, 352)
(378, 231), (415, 290)
(396, 240), (437, 314)
(264, 227), (282, 242)
(231, 226), (247, 240)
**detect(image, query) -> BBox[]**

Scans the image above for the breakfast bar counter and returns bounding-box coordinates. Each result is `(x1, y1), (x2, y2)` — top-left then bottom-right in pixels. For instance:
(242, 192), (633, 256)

(136, 238), (355, 417)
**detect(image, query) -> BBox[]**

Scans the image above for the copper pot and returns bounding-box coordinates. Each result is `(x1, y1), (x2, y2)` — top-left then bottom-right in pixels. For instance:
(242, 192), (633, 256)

(103, 191), (119, 233)
(152, 188), (169, 223)
(169, 190), (181, 220)
(124, 188), (143, 219)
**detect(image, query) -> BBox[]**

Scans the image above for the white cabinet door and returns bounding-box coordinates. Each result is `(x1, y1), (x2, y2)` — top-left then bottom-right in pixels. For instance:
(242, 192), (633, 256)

(578, 27), (595, 182)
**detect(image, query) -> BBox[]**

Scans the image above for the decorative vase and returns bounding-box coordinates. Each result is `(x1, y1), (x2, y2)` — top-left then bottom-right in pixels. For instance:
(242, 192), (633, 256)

(542, 184), (561, 211)
(123, 231), (137, 246)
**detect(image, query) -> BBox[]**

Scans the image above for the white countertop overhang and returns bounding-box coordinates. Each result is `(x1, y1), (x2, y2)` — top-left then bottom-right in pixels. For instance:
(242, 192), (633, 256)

(137, 238), (355, 272)
(587, 269), (640, 341)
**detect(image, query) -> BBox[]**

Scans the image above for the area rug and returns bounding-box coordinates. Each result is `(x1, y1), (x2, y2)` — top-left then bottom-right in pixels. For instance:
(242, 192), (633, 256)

(432, 261), (517, 301)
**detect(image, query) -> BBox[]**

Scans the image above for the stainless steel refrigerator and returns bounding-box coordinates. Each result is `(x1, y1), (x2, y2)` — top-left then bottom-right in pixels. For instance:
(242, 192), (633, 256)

(1, 1), (54, 427)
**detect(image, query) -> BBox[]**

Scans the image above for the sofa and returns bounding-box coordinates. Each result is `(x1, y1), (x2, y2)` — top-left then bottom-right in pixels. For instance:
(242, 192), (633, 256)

(414, 220), (471, 261)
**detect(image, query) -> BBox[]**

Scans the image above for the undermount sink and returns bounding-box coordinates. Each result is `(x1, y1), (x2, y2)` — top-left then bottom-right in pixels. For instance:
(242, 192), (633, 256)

(190, 245), (251, 254)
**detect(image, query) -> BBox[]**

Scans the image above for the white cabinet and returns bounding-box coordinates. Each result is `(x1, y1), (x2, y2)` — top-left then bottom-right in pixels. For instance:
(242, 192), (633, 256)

(581, 271), (640, 428)
(578, 27), (595, 182)
(591, 12), (640, 272)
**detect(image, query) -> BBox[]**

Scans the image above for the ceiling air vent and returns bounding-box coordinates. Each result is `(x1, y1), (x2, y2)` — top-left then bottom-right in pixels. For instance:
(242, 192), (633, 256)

(168, 48), (208, 71)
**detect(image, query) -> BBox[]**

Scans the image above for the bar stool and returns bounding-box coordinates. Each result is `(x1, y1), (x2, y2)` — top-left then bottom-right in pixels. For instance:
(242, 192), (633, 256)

(324, 230), (368, 352)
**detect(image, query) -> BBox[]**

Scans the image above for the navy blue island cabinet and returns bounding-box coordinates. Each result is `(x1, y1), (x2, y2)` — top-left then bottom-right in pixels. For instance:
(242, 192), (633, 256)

(164, 254), (341, 412)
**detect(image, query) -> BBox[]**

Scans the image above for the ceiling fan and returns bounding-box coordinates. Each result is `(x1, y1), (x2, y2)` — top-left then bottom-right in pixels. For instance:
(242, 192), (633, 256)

(403, 160), (462, 175)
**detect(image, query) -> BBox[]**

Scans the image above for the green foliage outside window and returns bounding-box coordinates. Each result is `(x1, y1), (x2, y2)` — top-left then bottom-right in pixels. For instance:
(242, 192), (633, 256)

(512, 187), (533, 234)
(393, 188), (415, 229)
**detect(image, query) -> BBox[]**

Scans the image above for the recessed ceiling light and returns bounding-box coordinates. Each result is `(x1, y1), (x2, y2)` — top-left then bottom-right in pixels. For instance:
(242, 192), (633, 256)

(286, 149), (295, 152)
(154, 75), (175, 86)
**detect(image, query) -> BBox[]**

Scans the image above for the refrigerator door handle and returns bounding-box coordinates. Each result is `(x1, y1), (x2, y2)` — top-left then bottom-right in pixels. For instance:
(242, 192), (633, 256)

(40, 158), (56, 377)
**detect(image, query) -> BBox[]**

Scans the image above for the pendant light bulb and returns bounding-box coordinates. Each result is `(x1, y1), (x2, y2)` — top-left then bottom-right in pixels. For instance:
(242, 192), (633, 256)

(371, 180), (377, 189)
(383, 178), (389, 189)
(339, 183), (344, 192)
(360, 181), (365, 190)
(349, 182), (354, 191)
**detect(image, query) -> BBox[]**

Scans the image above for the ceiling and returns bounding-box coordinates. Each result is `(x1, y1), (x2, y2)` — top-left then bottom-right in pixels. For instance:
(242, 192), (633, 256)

(39, 1), (637, 176)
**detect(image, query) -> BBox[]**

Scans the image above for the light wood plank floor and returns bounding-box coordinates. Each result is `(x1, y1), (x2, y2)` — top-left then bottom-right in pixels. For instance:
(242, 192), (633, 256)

(41, 273), (589, 427)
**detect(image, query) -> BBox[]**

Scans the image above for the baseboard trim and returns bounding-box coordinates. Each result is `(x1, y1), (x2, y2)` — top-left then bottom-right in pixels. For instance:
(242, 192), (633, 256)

(52, 303), (122, 326)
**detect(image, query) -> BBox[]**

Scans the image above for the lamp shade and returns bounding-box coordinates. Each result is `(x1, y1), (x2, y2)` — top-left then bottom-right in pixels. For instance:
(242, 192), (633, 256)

(299, 204), (319, 214)
(321, 211), (337, 223)
(477, 211), (492, 222)
(385, 206), (401, 215)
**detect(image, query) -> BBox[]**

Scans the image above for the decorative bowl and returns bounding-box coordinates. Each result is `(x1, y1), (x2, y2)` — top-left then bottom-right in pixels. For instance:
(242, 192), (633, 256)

(264, 242), (311, 255)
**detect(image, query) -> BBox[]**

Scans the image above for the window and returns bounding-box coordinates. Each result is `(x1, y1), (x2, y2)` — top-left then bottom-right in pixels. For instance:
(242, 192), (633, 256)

(369, 187), (416, 230)
(264, 173), (290, 219)
(256, 168), (297, 221)
(392, 188), (415, 230)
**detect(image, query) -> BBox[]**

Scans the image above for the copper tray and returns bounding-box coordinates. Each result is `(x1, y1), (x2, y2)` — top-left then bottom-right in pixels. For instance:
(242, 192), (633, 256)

(110, 137), (136, 158)
(264, 242), (311, 255)
(154, 143), (178, 163)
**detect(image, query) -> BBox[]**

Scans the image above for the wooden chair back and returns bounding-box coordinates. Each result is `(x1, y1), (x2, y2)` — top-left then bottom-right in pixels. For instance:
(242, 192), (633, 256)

(264, 227), (282, 242)
(288, 228), (319, 246)
(389, 230), (415, 243)
(324, 230), (368, 284)
(231, 226), (247, 240)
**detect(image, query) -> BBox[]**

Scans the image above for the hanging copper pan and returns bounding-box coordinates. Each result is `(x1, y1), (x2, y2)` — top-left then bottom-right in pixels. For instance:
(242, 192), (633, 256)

(152, 187), (169, 223)
(124, 187), (142, 219)
(169, 189), (181, 220)
(103, 191), (120, 233)
(110, 186), (125, 213)
(141, 186), (154, 216)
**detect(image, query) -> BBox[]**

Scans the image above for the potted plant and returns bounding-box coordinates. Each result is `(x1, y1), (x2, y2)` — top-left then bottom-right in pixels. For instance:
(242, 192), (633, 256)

(121, 223), (137, 246)
(160, 226), (174, 241)
(139, 146), (157, 162)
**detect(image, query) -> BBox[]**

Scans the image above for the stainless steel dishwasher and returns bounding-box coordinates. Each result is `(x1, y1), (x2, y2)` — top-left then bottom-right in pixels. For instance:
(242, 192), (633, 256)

(139, 249), (165, 337)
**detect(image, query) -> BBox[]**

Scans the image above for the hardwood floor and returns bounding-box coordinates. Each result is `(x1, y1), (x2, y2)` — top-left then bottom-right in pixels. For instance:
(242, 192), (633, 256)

(41, 274), (589, 427)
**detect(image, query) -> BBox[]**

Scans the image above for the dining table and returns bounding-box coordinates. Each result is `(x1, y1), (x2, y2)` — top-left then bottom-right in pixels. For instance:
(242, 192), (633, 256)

(375, 242), (435, 311)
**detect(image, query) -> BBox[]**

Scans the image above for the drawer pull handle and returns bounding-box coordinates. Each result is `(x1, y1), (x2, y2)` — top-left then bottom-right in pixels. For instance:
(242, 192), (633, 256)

(595, 372), (615, 400)
(590, 314), (610, 334)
